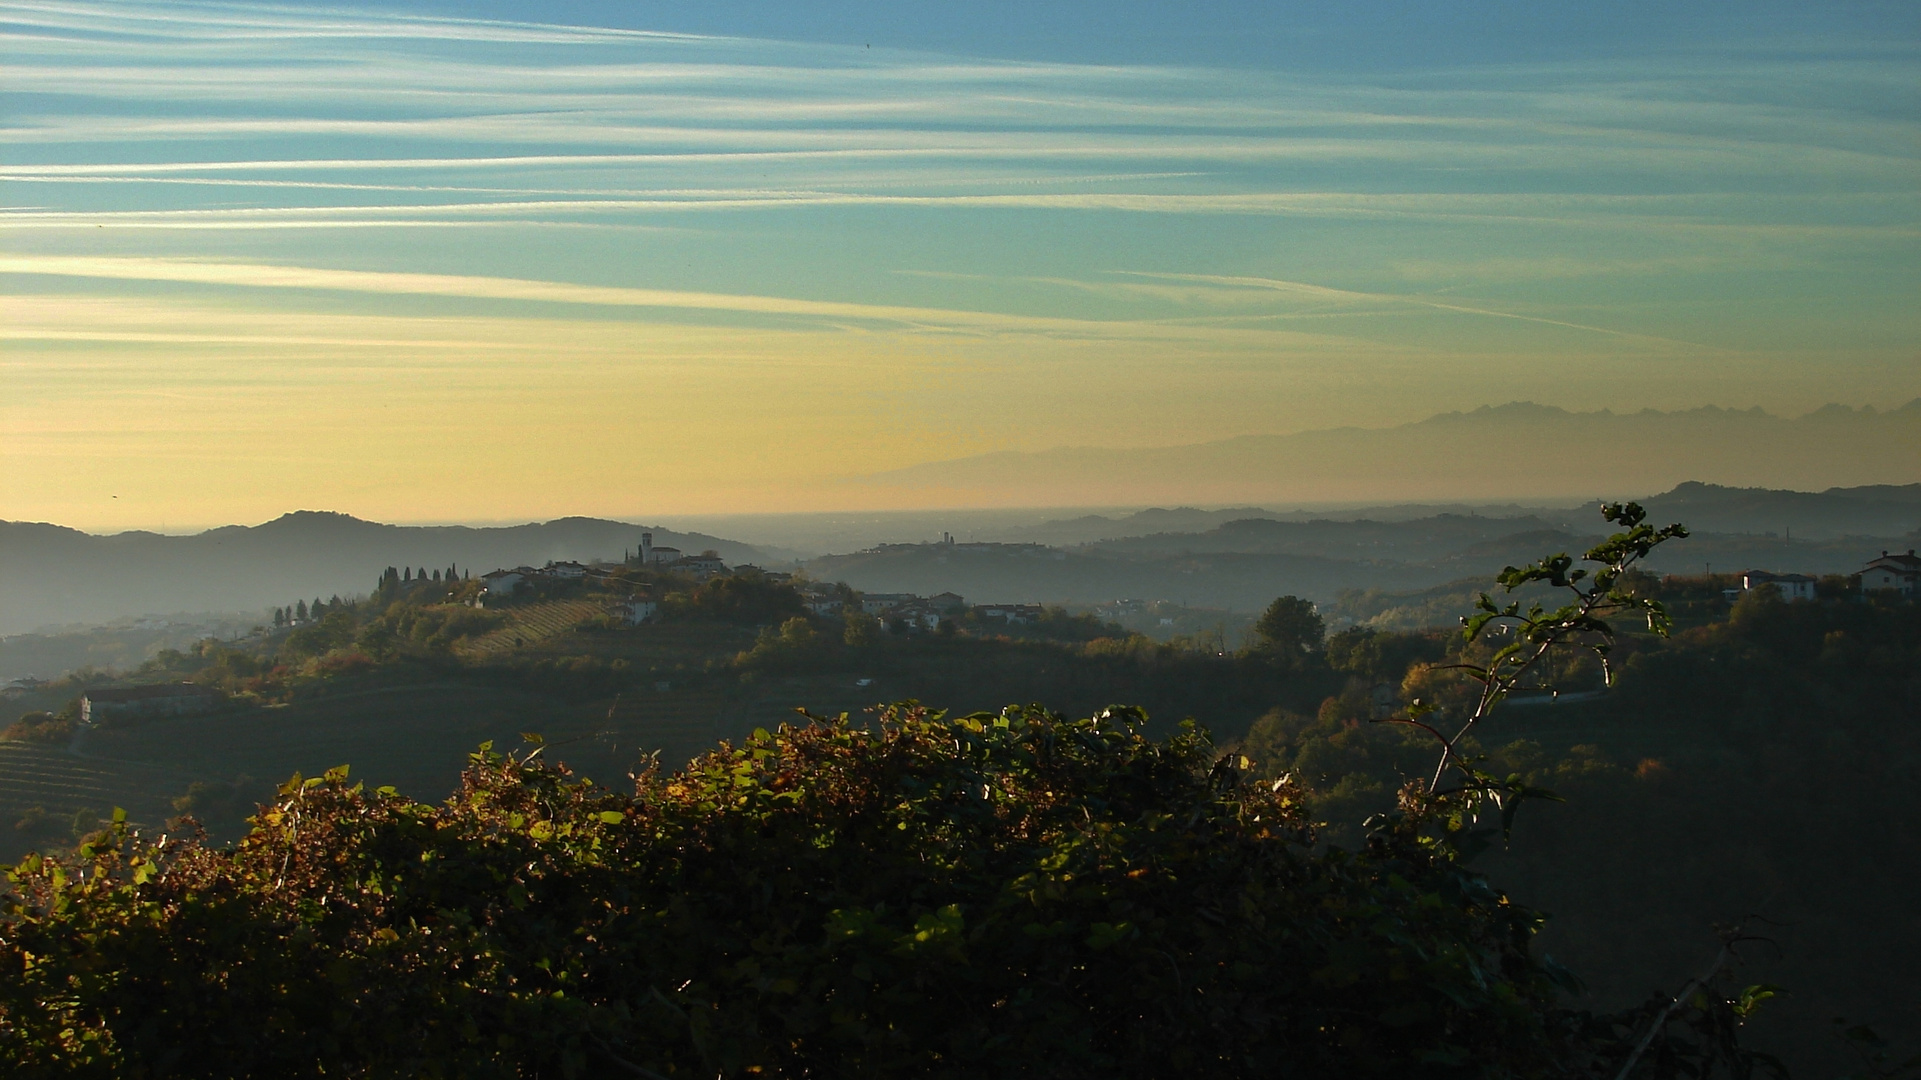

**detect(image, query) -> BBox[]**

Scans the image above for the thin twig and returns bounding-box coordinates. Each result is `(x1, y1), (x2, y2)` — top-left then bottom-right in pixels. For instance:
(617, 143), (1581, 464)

(1612, 941), (1736, 1080)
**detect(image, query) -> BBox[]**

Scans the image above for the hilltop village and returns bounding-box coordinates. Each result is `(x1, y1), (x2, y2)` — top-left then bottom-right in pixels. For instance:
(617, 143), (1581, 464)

(470, 531), (1045, 634)
(6, 534), (1115, 735)
(0, 534), (1903, 739)
(256, 530), (1076, 643)
(5, 515), (1920, 1077)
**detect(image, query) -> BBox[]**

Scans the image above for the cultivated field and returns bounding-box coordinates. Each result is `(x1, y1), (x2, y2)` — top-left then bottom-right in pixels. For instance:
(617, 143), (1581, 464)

(455, 600), (607, 660)
(0, 741), (196, 863)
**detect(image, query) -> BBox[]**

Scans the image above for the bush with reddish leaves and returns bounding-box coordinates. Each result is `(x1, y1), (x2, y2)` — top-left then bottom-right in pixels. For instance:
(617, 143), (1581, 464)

(0, 705), (1758, 1078)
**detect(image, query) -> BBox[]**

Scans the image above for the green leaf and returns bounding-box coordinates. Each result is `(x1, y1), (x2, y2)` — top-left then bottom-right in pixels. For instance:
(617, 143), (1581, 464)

(1733, 983), (1783, 1019)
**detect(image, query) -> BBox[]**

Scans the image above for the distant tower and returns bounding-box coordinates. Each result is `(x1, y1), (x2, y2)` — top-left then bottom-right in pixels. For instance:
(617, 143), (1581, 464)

(641, 531), (654, 566)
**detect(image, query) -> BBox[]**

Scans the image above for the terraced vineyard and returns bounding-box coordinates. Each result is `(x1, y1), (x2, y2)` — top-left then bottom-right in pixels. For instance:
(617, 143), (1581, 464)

(456, 600), (607, 661)
(0, 741), (197, 862)
(78, 683), (585, 804)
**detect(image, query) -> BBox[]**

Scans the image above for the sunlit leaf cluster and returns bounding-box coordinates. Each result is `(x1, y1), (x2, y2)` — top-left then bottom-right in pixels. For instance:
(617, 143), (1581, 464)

(2, 705), (1627, 1078)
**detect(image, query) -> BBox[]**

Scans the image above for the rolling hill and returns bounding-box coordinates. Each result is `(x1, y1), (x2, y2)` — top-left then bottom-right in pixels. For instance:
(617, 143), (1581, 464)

(0, 513), (770, 635)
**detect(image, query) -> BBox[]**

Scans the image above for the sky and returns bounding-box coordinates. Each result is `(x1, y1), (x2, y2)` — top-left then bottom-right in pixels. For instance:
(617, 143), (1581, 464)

(3, 0), (1917, 531)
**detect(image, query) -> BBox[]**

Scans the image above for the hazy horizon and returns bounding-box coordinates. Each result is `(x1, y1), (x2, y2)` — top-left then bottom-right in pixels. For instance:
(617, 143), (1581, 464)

(7, 399), (1918, 534)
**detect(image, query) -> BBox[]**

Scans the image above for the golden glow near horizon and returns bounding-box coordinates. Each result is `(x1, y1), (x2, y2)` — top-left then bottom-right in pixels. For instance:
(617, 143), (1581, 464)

(3, 1), (1917, 531)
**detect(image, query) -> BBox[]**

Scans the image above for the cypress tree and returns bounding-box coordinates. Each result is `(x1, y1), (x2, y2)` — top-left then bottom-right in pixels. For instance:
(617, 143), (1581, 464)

(295, 600), (308, 622)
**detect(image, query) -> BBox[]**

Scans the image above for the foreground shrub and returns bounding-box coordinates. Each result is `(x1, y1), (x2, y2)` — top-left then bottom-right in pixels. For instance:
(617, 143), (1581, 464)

(1, 711), (75, 745)
(2, 705), (1751, 1078)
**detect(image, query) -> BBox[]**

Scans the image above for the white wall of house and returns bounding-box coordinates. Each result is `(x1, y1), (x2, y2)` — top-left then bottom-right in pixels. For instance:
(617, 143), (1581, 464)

(1862, 567), (1914, 594)
(481, 571), (525, 595)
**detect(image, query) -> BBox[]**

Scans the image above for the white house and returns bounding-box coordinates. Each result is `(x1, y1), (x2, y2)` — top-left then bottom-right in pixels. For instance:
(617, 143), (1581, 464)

(887, 600), (945, 630)
(480, 569), (527, 596)
(618, 598), (658, 625)
(1861, 550), (1920, 596)
(545, 561), (589, 580)
(1738, 569), (1817, 602)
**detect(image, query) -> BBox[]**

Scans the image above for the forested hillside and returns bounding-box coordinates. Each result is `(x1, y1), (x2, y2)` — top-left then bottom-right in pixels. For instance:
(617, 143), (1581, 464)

(3, 507), (1917, 1075)
(1237, 585), (1921, 1074)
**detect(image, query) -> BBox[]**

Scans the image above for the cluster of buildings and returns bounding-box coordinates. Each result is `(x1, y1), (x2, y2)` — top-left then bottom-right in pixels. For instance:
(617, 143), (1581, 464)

(1720, 550), (1919, 602)
(796, 586), (1051, 630)
(801, 588), (969, 629)
(468, 532), (1061, 632)
(478, 533), (737, 604)
(865, 536), (1067, 561)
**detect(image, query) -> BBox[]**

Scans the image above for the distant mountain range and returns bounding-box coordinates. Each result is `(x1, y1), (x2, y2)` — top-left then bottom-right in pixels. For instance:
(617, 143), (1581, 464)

(0, 513), (768, 635)
(805, 489), (1912, 616)
(861, 401), (1921, 506)
(996, 481), (1921, 548)
(1575, 480), (1921, 539)
(4, 479), (1916, 637)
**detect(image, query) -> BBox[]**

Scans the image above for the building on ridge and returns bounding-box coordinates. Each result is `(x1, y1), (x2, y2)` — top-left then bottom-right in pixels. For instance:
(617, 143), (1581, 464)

(976, 603), (1046, 625)
(1728, 569), (1817, 602)
(480, 568), (530, 598)
(859, 592), (920, 615)
(670, 553), (727, 579)
(1861, 550), (1920, 596)
(81, 684), (222, 727)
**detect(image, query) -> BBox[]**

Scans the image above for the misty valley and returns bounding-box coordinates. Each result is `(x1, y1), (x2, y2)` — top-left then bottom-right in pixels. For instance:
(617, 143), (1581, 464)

(6, 0), (1919, 1073)
(3, 483), (1918, 1075)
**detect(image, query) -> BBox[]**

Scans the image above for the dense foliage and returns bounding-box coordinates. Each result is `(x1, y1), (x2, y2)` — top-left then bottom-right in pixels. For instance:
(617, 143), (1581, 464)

(0, 701), (1775, 1079)
(1242, 583), (1921, 1071)
(8, 504), (1895, 1074)
(2, 708), (76, 746)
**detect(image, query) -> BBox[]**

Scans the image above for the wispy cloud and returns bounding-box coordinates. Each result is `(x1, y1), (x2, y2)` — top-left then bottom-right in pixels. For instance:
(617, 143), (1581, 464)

(4, 0), (1916, 527)
(1117, 271), (1738, 351)
(0, 255), (1383, 347)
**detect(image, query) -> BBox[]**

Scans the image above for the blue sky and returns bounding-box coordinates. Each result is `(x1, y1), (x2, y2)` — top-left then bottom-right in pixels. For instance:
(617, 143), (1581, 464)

(3, 0), (1917, 528)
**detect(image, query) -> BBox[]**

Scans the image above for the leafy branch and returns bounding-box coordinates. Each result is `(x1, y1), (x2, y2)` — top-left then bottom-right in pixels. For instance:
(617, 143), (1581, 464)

(1385, 501), (1687, 835)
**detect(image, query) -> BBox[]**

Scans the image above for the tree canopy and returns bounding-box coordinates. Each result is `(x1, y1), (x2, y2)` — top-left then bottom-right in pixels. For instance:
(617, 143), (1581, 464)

(1250, 594), (1325, 659)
